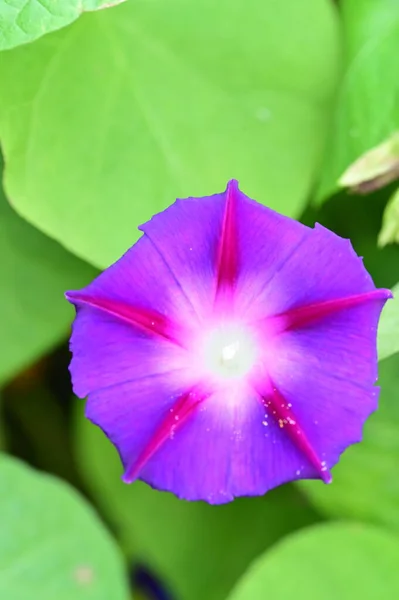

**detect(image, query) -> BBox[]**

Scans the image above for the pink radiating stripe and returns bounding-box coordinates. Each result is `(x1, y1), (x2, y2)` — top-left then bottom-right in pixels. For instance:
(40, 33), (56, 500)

(215, 180), (239, 292)
(122, 387), (210, 483)
(271, 289), (392, 334)
(260, 383), (331, 483)
(66, 291), (186, 347)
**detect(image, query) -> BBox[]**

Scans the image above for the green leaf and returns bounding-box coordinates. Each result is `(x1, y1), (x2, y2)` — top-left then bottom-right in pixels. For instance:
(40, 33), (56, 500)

(0, 159), (98, 385)
(74, 401), (319, 600)
(379, 188), (399, 247)
(339, 132), (399, 194)
(0, 454), (129, 600)
(0, 0), (340, 268)
(0, 393), (6, 451)
(317, 0), (399, 201)
(0, 0), (125, 51)
(378, 282), (399, 360)
(303, 184), (399, 291)
(227, 523), (399, 600)
(300, 353), (399, 532)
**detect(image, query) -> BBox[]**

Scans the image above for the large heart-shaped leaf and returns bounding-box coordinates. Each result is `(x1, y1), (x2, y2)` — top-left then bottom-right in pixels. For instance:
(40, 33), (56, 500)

(227, 523), (399, 600)
(74, 401), (319, 600)
(0, 455), (129, 599)
(0, 0), (125, 51)
(317, 0), (399, 201)
(0, 0), (340, 268)
(300, 353), (399, 531)
(0, 160), (97, 385)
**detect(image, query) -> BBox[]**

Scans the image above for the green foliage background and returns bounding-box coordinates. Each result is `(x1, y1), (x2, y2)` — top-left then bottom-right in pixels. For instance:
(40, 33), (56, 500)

(0, 1), (399, 598)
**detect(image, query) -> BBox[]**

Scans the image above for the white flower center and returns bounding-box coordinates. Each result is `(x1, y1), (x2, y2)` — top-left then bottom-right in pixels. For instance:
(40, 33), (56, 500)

(200, 323), (257, 380)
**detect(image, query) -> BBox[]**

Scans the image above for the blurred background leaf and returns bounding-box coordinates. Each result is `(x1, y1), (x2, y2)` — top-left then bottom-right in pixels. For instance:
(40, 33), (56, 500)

(74, 400), (320, 600)
(0, 454), (129, 599)
(296, 182), (399, 531)
(379, 187), (399, 247)
(303, 185), (399, 291)
(378, 282), (399, 361)
(0, 0), (125, 51)
(0, 0), (340, 268)
(0, 3), (398, 600)
(317, 0), (399, 201)
(338, 132), (399, 194)
(0, 158), (98, 386)
(306, 179), (399, 363)
(227, 523), (399, 600)
(300, 353), (399, 531)
(0, 392), (5, 451)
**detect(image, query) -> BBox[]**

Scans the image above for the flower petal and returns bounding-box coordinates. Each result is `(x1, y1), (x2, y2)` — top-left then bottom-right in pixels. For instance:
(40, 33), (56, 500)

(140, 181), (310, 318)
(137, 382), (321, 503)
(139, 189), (226, 318)
(230, 187), (310, 315)
(266, 297), (388, 473)
(85, 370), (199, 473)
(67, 305), (189, 398)
(66, 291), (188, 347)
(68, 233), (198, 331)
(271, 289), (392, 334)
(245, 222), (379, 320)
(66, 234), (198, 397)
(215, 179), (239, 293)
(122, 385), (211, 483)
(255, 380), (332, 483)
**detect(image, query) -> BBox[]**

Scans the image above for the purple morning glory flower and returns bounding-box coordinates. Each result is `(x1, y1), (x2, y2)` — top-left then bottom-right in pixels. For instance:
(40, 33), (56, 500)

(66, 181), (391, 504)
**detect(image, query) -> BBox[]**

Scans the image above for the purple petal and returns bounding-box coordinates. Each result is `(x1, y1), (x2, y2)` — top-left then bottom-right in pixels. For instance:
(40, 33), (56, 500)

(270, 289), (392, 334)
(264, 297), (388, 474)
(122, 385), (210, 483)
(136, 382), (320, 503)
(67, 304), (190, 398)
(66, 291), (188, 347)
(68, 233), (198, 333)
(226, 184), (310, 316)
(85, 369), (199, 473)
(140, 180), (308, 317)
(139, 188), (227, 318)
(254, 379), (332, 483)
(66, 234), (198, 398)
(244, 222), (380, 320)
(215, 179), (239, 294)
